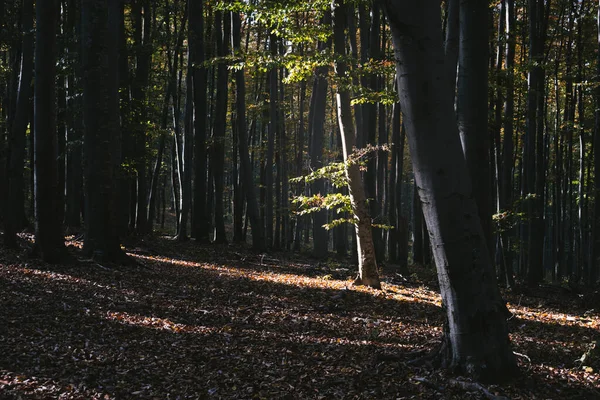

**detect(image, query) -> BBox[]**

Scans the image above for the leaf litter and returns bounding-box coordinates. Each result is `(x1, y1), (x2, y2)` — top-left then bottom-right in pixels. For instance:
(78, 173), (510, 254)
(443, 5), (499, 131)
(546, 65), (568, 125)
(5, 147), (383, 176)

(0, 236), (598, 399)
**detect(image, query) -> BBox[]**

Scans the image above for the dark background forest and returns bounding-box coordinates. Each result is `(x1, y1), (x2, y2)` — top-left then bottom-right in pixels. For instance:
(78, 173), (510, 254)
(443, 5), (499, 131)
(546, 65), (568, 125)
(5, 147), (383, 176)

(0, 0), (599, 398)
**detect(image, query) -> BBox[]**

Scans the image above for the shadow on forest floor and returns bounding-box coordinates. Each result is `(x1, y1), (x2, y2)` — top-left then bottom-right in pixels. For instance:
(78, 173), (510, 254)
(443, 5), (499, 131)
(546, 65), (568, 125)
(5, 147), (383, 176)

(0, 234), (598, 399)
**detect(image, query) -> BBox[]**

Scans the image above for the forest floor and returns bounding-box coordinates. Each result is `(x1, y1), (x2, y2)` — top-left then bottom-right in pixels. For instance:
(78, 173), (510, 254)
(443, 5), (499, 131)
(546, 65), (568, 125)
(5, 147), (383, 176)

(0, 234), (599, 399)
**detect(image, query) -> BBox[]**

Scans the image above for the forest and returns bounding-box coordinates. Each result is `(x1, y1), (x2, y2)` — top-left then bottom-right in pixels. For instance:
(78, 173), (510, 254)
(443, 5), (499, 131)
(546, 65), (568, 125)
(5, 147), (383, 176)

(0, 0), (599, 398)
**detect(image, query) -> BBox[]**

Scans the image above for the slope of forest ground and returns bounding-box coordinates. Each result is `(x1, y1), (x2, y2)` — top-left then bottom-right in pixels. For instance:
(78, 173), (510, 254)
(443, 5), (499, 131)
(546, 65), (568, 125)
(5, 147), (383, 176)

(0, 234), (599, 399)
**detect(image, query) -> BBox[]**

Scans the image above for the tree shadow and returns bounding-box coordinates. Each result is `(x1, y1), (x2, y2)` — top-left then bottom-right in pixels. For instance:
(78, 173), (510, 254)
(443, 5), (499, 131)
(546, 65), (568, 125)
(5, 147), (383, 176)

(0, 239), (598, 399)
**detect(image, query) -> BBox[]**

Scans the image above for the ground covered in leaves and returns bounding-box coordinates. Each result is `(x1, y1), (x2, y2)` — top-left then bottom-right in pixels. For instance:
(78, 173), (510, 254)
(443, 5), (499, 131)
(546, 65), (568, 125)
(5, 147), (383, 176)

(0, 235), (599, 399)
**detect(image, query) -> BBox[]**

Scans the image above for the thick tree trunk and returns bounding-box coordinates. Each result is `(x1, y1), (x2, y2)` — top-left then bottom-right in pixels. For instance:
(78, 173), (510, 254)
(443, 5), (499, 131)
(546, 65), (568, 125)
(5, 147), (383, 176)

(34, 0), (65, 262)
(384, 0), (516, 380)
(332, 0), (380, 289)
(81, 0), (126, 261)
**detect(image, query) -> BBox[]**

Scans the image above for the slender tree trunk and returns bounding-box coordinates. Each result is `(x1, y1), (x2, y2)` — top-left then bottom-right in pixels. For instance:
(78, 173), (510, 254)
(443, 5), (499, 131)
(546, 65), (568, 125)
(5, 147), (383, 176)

(232, 12), (264, 250)
(501, 0), (516, 288)
(445, 0), (459, 105)
(592, 0), (600, 285)
(5, 0), (33, 248)
(384, 0), (516, 380)
(211, 10), (228, 244)
(457, 0), (492, 261)
(333, 0), (380, 289)
(308, 15), (331, 258)
(190, 0), (210, 243)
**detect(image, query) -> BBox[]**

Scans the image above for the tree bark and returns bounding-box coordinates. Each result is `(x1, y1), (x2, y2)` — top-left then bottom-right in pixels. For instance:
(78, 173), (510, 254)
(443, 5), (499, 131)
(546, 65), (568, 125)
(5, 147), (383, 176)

(211, 10), (228, 244)
(332, 0), (380, 289)
(34, 0), (65, 262)
(384, 0), (516, 380)
(457, 0), (492, 261)
(81, 0), (126, 261)
(5, 0), (33, 248)
(308, 14), (331, 258)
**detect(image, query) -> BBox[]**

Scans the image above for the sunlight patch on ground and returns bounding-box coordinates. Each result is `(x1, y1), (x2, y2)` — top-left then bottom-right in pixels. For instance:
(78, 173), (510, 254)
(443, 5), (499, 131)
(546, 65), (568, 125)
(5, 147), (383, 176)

(508, 305), (599, 330)
(129, 253), (444, 308)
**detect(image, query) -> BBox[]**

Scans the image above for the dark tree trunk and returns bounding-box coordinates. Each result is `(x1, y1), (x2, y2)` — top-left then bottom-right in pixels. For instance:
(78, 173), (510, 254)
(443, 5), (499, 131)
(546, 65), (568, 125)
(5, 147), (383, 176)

(457, 0), (492, 261)
(190, 0), (210, 243)
(501, 0), (516, 288)
(34, 0), (65, 262)
(211, 10), (228, 244)
(5, 0), (33, 248)
(131, 0), (153, 234)
(233, 11), (265, 250)
(593, 0), (600, 285)
(64, 0), (83, 229)
(444, 0), (459, 103)
(81, 0), (126, 261)
(384, 0), (516, 380)
(333, 0), (380, 289)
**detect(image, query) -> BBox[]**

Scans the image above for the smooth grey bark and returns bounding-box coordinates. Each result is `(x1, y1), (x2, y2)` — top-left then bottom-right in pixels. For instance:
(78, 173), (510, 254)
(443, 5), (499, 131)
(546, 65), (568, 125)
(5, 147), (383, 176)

(332, 0), (380, 289)
(5, 0), (33, 248)
(81, 0), (125, 261)
(384, 0), (516, 380)
(34, 0), (65, 262)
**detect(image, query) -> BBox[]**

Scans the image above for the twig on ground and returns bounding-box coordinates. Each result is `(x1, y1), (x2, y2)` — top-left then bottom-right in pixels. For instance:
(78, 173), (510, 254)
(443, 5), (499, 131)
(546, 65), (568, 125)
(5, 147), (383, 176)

(513, 351), (531, 363)
(448, 379), (511, 400)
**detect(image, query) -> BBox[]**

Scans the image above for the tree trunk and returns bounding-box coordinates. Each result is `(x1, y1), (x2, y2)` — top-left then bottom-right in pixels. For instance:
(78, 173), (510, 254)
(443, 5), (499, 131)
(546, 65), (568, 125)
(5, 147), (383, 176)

(34, 0), (65, 262)
(592, 0), (600, 285)
(501, 0), (516, 288)
(332, 0), (380, 289)
(5, 0), (33, 248)
(189, 0), (210, 243)
(211, 10), (228, 244)
(232, 12), (265, 251)
(384, 0), (516, 380)
(457, 0), (492, 261)
(308, 15), (331, 258)
(81, 0), (126, 261)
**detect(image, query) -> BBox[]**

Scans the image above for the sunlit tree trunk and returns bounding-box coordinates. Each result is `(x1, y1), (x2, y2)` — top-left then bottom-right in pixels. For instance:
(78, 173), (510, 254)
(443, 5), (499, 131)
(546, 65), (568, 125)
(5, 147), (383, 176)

(333, 0), (380, 289)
